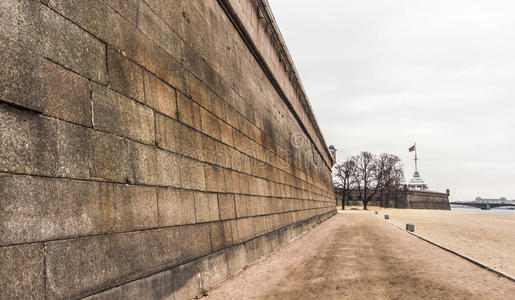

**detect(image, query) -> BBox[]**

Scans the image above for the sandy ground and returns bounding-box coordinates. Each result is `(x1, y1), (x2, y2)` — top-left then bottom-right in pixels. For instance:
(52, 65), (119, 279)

(205, 211), (515, 300)
(378, 208), (515, 276)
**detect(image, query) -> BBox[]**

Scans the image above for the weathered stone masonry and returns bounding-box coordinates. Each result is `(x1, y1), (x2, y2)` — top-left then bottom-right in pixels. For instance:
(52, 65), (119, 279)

(0, 0), (336, 299)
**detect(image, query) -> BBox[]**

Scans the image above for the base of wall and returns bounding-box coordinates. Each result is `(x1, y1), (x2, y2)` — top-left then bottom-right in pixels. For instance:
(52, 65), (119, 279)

(84, 210), (337, 300)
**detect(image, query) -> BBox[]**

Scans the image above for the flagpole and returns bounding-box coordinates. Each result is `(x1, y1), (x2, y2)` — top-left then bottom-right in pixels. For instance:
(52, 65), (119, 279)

(414, 143), (418, 173)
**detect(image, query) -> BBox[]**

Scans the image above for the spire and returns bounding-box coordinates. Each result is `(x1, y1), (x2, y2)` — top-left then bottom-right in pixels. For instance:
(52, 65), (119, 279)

(414, 143), (418, 173)
(408, 143), (428, 191)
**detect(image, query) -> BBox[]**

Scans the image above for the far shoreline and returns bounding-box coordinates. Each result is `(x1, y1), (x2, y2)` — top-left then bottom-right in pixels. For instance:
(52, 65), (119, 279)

(451, 206), (515, 215)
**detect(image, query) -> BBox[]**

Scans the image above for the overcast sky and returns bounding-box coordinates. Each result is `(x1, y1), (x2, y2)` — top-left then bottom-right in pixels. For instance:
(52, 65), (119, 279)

(268, 0), (515, 201)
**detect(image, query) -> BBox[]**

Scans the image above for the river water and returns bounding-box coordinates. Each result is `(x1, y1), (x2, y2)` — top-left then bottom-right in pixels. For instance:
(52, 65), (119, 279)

(451, 206), (515, 215)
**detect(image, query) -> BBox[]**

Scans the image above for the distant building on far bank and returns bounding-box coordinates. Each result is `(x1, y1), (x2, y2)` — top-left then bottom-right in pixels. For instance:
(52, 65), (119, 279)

(474, 197), (508, 203)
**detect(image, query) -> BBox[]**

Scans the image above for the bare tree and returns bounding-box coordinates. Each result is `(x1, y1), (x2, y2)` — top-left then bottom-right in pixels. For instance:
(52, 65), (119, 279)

(351, 152), (378, 210)
(337, 151), (405, 210)
(333, 158), (356, 210)
(375, 154), (404, 207)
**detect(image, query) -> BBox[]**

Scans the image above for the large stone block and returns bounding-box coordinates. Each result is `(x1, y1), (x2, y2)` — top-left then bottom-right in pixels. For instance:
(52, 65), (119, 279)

(238, 148), (252, 174)
(92, 84), (154, 144)
(230, 217), (255, 244)
(155, 113), (177, 152)
(214, 142), (233, 169)
(199, 134), (218, 165)
(0, 0), (17, 43)
(194, 192), (220, 223)
(41, 2), (107, 83)
(220, 121), (235, 146)
(181, 45), (207, 90)
(107, 184), (159, 232)
(156, 150), (181, 187)
(224, 105), (240, 129)
(255, 177), (269, 196)
(0, 244), (45, 299)
(56, 121), (93, 179)
(0, 175), (105, 245)
(232, 126), (248, 153)
(142, 0), (183, 37)
(101, 0), (139, 25)
(108, 47), (145, 103)
(140, 227), (182, 274)
(209, 221), (233, 252)
(253, 215), (272, 236)
(200, 252), (229, 291)
(200, 107), (221, 140)
(29, 59), (92, 126)
(218, 193), (236, 220)
(180, 1), (212, 57)
(179, 224), (212, 261)
(0, 42), (42, 112)
(279, 226), (293, 245)
(225, 244), (248, 276)
(268, 230), (283, 251)
(137, 1), (183, 60)
(157, 188), (196, 226)
(184, 70), (214, 109)
(144, 71), (177, 119)
(45, 232), (143, 299)
(237, 171), (250, 195)
(120, 26), (186, 92)
(83, 286), (124, 300)
(0, 103), (57, 177)
(173, 121), (204, 160)
(178, 156), (206, 190)
(245, 195), (260, 216)
(185, 48), (222, 100)
(143, 269), (174, 300)
(234, 195), (249, 218)
(89, 130), (132, 183)
(209, 96), (227, 122)
(171, 260), (201, 300)
(245, 234), (272, 264)
(84, 278), (152, 300)
(129, 141), (160, 185)
(177, 92), (202, 131)
(204, 164), (226, 192)
(48, 0), (122, 49)
(222, 169), (235, 193)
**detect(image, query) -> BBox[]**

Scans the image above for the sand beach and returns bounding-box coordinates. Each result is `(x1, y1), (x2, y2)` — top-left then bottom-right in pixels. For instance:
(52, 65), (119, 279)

(378, 208), (515, 276)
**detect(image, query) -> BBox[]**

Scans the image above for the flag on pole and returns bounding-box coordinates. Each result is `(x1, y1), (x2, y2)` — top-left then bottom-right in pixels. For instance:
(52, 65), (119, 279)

(409, 145), (416, 152)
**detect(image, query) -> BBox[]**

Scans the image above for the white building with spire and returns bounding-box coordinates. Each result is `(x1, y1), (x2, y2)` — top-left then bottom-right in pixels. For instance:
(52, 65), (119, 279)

(407, 144), (429, 191)
(408, 171), (428, 191)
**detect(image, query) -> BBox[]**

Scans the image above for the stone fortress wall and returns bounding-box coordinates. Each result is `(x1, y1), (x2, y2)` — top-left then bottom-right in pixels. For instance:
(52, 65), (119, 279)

(402, 190), (450, 210)
(0, 0), (336, 298)
(337, 189), (450, 210)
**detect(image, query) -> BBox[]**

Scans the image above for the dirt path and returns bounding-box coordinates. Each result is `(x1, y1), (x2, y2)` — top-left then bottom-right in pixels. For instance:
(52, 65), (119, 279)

(205, 211), (515, 299)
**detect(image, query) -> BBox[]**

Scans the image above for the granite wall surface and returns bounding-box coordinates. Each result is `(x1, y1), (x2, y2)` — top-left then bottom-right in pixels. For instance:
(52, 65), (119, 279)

(0, 0), (336, 298)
